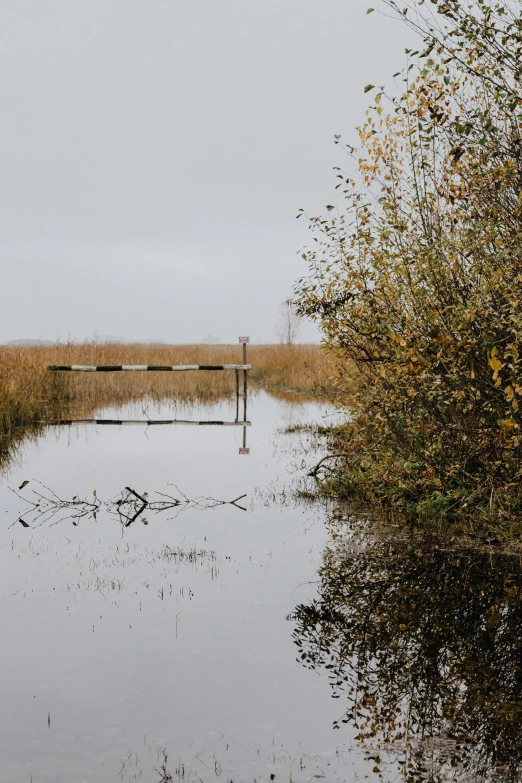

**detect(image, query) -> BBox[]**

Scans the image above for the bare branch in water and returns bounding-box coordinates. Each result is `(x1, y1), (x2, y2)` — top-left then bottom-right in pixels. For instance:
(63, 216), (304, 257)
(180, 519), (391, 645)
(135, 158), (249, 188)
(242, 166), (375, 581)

(9, 483), (247, 529)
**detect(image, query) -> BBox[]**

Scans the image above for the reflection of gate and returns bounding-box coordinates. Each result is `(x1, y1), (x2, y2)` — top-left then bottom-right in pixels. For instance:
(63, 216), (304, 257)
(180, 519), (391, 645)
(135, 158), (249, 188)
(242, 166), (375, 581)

(47, 338), (251, 454)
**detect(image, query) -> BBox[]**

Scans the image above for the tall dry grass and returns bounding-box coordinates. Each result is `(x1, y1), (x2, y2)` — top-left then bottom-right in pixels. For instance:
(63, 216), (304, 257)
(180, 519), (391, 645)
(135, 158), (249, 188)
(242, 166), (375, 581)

(0, 342), (332, 466)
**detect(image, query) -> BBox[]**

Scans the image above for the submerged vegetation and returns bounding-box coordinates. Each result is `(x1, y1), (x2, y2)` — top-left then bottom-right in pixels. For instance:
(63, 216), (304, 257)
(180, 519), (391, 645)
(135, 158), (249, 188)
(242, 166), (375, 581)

(0, 342), (330, 467)
(296, 1), (522, 528)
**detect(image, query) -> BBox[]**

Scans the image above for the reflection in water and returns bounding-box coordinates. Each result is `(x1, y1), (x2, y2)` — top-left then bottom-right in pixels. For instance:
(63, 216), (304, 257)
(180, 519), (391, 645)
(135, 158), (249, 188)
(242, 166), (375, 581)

(6, 389), (522, 781)
(0, 392), (354, 783)
(293, 526), (522, 780)
(0, 380), (252, 471)
(11, 481), (247, 528)
(46, 418), (252, 425)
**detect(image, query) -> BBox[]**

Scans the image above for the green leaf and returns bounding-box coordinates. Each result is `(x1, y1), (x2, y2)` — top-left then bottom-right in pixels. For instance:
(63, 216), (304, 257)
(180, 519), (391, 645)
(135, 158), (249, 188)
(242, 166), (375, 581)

(367, 7), (374, 12)
(364, 84), (375, 93)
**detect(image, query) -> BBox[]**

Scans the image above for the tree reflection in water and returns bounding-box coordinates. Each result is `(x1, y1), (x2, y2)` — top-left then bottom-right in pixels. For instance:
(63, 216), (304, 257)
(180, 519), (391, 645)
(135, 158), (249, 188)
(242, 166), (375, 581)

(293, 526), (522, 780)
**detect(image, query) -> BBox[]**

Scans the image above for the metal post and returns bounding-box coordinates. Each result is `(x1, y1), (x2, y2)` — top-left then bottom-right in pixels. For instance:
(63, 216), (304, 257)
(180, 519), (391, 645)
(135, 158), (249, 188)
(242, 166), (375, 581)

(243, 342), (247, 422)
(238, 337), (250, 454)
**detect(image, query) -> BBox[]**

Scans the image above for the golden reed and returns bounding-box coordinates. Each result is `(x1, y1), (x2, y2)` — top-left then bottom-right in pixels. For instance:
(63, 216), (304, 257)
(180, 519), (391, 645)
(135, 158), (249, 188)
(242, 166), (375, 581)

(0, 343), (331, 465)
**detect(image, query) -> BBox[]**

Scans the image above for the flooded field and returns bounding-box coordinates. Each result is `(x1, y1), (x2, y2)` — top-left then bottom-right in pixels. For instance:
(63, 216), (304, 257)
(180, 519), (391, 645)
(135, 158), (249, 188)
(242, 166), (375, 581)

(1, 390), (521, 782)
(0, 391), (354, 783)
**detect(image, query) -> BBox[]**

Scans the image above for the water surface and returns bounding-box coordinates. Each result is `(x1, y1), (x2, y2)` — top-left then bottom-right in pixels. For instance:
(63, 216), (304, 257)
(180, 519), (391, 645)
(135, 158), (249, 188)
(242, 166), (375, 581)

(3, 390), (521, 782)
(0, 391), (372, 782)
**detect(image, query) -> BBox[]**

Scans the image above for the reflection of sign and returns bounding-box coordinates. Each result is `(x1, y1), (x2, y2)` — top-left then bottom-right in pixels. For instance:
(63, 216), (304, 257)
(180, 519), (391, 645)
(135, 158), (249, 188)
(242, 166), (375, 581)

(239, 447), (250, 455)
(239, 336), (250, 344)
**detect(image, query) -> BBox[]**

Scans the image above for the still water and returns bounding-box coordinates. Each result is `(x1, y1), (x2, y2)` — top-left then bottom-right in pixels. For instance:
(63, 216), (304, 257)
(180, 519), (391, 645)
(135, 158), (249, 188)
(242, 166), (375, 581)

(0, 391), (369, 783)
(2, 391), (522, 782)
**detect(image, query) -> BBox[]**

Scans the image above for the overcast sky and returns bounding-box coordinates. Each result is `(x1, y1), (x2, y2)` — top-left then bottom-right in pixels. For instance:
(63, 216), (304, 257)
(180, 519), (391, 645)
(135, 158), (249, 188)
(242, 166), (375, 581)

(0, 0), (413, 344)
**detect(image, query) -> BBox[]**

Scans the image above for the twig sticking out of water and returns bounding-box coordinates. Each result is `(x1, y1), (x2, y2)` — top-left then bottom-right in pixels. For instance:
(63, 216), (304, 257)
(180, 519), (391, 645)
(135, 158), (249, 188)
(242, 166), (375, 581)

(9, 480), (102, 529)
(154, 750), (173, 782)
(308, 453), (351, 478)
(9, 481), (247, 529)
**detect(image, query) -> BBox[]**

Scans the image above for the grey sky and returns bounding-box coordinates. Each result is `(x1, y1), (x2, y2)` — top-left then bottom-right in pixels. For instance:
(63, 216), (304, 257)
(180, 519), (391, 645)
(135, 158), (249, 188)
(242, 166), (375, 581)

(0, 0), (413, 344)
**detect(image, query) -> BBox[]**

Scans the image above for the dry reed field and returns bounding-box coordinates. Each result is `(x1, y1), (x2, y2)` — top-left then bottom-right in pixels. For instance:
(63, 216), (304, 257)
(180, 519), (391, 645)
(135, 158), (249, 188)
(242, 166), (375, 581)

(0, 342), (331, 465)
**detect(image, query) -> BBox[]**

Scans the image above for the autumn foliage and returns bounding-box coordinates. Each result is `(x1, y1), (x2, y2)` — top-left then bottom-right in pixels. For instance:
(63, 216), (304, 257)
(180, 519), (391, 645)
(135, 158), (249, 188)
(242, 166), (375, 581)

(296, 1), (522, 525)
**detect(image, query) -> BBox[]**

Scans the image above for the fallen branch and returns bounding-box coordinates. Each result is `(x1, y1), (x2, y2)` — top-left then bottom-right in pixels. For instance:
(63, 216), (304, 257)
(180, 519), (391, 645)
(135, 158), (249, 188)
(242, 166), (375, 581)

(308, 453), (351, 478)
(9, 482), (248, 529)
(125, 486), (148, 505)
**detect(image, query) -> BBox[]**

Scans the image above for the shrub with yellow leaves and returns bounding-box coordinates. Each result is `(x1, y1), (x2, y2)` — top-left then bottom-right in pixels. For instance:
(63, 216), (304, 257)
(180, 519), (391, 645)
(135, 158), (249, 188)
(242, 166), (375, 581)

(296, 1), (522, 526)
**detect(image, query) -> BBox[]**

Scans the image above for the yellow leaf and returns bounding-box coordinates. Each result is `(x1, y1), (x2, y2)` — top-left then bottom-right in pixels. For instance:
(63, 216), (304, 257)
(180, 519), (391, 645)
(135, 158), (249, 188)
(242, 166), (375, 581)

(489, 352), (502, 372)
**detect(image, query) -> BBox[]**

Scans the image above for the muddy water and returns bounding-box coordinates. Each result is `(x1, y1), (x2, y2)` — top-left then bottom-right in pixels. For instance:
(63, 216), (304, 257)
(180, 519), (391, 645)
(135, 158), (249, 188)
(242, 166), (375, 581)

(0, 391), (371, 783)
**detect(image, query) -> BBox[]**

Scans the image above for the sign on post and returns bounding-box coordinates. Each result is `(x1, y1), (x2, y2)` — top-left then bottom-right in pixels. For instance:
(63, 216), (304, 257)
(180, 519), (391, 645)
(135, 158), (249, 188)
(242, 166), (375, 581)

(239, 447), (250, 455)
(239, 336), (250, 344)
